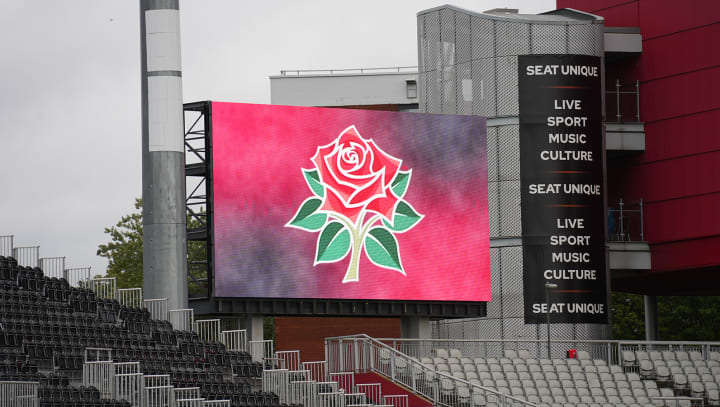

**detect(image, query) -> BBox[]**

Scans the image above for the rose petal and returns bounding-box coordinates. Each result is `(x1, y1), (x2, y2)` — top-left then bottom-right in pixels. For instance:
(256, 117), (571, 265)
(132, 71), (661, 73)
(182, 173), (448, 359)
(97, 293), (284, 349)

(367, 140), (401, 186)
(366, 188), (400, 223)
(336, 126), (364, 146)
(313, 143), (355, 202)
(320, 187), (363, 223)
(347, 171), (386, 207)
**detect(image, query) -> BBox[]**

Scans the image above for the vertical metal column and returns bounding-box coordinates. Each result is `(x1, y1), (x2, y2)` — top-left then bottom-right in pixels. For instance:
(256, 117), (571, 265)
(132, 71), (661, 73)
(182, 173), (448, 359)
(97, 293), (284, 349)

(644, 295), (659, 340)
(140, 0), (188, 310)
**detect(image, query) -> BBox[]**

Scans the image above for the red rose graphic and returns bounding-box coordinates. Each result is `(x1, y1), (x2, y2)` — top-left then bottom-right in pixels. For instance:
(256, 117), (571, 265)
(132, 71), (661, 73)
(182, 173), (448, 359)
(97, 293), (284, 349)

(312, 126), (402, 224)
(287, 125), (423, 283)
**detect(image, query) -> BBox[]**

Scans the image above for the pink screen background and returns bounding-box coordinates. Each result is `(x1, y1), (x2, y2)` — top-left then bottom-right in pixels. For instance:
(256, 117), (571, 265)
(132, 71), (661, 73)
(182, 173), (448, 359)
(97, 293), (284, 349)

(211, 102), (490, 302)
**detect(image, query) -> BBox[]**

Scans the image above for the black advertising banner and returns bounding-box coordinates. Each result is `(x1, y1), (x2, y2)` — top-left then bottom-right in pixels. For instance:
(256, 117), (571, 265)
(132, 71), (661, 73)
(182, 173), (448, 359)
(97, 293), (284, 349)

(519, 55), (608, 324)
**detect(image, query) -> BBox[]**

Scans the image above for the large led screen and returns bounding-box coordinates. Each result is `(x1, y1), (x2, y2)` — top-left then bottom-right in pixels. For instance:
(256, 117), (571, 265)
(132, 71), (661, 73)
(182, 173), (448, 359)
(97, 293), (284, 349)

(212, 102), (490, 301)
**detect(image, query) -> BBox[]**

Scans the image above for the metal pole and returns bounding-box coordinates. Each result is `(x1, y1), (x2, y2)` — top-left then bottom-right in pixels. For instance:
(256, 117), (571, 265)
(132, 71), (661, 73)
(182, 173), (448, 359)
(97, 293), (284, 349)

(545, 282), (557, 359)
(616, 79), (621, 122)
(644, 295), (659, 340)
(640, 198), (645, 241)
(140, 0), (188, 310)
(619, 198), (625, 241)
(636, 79), (641, 122)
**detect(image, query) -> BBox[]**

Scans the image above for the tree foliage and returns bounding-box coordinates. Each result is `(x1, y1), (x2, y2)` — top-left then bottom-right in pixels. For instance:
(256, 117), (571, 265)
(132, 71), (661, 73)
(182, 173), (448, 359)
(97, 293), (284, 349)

(97, 198), (208, 296)
(611, 292), (720, 341)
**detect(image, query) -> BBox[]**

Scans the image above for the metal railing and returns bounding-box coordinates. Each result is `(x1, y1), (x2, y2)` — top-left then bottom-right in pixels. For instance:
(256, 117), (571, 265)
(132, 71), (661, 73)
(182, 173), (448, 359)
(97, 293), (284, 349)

(12, 246), (39, 267)
(64, 267), (91, 287)
(221, 329), (247, 352)
(144, 298), (169, 321)
(302, 361), (327, 382)
(38, 257), (64, 278)
(195, 319), (221, 343)
(0, 235), (13, 257)
(118, 287), (144, 308)
(169, 308), (195, 331)
(88, 277), (117, 300)
(280, 66), (418, 76)
(250, 339), (275, 363)
(609, 197), (645, 242)
(326, 334), (537, 407)
(0, 381), (38, 407)
(606, 79), (640, 123)
(83, 348), (113, 400)
(277, 350), (301, 371)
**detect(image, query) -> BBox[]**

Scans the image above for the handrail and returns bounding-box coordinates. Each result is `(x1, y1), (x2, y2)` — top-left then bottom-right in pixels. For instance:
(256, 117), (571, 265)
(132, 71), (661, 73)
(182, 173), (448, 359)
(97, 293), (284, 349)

(280, 66), (418, 76)
(325, 334), (537, 407)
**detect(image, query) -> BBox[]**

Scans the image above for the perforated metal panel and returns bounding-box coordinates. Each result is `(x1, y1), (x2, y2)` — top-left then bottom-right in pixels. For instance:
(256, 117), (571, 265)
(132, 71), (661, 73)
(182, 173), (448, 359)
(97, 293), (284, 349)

(418, 6), (607, 341)
(455, 12), (472, 64)
(499, 180), (521, 236)
(495, 56), (518, 116)
(487, 182), (499, 238)
(455, 62), (472, 115)
(486, 126), (499, 182)
(471, 59), (496, 116)
(497, 125), (520, 181)
(495, 21), (530, 56)
(531, 24), (568, 54)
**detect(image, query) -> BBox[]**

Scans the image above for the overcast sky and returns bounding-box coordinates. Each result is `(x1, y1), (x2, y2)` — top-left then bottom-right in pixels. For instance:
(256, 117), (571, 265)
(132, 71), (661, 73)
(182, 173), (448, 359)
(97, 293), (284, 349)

(0, 0), (553, 277)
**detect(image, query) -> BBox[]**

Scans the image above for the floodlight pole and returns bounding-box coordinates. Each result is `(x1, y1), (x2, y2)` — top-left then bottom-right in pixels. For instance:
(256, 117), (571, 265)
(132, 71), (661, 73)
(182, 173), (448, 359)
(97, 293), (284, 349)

(139, 0), (188, 310)
(545, 282), (557, 358)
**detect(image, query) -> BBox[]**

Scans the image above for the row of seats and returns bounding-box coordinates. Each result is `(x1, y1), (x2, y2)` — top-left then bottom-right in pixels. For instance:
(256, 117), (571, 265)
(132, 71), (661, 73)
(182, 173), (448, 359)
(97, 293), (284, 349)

(0, 254), (281, 407)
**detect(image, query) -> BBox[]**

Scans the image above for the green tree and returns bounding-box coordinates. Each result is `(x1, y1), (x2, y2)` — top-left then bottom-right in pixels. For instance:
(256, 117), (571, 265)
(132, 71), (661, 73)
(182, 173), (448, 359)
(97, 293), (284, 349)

(97, 198), (208, 296)
(611, 292), (645, 340)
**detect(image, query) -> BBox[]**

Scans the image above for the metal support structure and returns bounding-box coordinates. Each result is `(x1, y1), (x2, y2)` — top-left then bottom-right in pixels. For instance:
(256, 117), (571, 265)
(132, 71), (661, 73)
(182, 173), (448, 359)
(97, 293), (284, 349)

(140, 0), (188, 311)
(545, 282), (557, 358)
(644, 295), (659, 341)
(0, 235), (13, 257)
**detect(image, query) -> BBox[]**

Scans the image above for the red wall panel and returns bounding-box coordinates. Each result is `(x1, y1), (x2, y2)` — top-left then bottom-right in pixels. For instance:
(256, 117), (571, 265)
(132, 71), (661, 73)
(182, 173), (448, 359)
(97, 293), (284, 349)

(638, 0), (720, 40)
(650, 236), (720, 272)
(644, 110), (720, 162)
(644, 193), (720, 244)
(641, 67), (720, 123)
(641, 23), (720, 82)
(641, 152), (720, 203)
(556, 0), (638, 26)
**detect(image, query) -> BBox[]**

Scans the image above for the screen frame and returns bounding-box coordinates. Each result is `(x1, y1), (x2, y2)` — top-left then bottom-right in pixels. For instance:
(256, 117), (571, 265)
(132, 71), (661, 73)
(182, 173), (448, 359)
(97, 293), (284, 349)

(184, 101), (487, 318)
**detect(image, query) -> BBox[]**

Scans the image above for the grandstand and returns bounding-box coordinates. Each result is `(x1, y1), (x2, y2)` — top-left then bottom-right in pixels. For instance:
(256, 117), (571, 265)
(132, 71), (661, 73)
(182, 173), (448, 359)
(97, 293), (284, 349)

(3, 238), (720, 407)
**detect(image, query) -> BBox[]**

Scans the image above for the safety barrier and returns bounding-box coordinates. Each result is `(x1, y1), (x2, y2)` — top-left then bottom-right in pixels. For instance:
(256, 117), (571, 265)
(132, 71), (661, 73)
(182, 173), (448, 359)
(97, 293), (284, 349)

(64, 267), (91, 287)
(383, 394), (408, 407)
(250, 339), (274, 363)
(83, 348), (113, 400)
(195, 319), (221, 343)
(144, 298), (169, 321)
(169, 309), (195, 331)
(115, 373), (143, 406)
(88, 277), (117, 300)
(118, 288), (143, 308)
(221, 329), (247, 352)
(277, 350), (301, 371)
(0, 235), (13, 257)
(326, 334), (537, 407)
(145, 385), (173, 407)
(317, 391), (346, 407)
(356, 383), (382, 404)
(39, 257), (65, 278)
(302, 361), (327, 382)
(174, 387), (204, 407)
(12, 246), (39, 268)
(344, 393), (368, 406)
(0, 381), (38, 407)
(289, 380), (314, 406)
(263, 369), (290, 403)
(328, 372), (354, 393)
(202, 401), (231, 406)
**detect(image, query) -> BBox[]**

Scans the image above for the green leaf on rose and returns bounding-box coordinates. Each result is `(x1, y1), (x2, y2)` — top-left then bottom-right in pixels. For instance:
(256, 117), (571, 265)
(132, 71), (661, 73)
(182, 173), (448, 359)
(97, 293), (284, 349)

(364, 227), (404, 273)
(391, 170), (412, 198)
(302, 169), (325, 198)
(315, 222), (351, 263)
(286, 198), (327, 231)
(382, 200), (424, 233)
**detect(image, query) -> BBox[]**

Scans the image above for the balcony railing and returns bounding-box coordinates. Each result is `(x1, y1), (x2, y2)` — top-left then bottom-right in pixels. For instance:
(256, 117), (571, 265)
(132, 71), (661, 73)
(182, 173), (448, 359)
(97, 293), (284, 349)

(279, 66), (418, 76)
(605, 79), (640, 123)
(608, 198), (644, 242)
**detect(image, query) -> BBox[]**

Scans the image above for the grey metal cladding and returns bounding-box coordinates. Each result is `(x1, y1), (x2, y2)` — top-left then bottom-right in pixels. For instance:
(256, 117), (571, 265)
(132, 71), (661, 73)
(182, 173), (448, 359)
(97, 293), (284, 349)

(495, 56), (519, 117)
(471, 59), (496, 117)
(531, 24), (568, 54)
